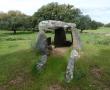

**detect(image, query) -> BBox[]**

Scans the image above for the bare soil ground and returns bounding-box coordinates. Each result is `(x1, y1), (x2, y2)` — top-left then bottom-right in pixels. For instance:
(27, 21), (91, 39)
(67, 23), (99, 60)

(52, 47), (68, 56)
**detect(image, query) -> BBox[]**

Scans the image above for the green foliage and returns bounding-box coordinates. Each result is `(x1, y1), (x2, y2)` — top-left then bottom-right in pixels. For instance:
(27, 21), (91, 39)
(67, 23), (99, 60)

(0, 2), (104, 32)
(33, 2), (82, 26)
(0, 11), (33, 32)
(33, 2), (103, 32)
(104, 23), (110, 27)
(77, 15), (91, 32)
(90, 20), (104, 30)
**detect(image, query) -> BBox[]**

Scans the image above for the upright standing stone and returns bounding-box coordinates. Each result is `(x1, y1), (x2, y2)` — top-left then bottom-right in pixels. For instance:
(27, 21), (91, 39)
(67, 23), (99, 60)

(66, 49), (79, 83)
(36, 31), (48, 55)
(36, 55), (47, 71)
(36, 31), (48, 71)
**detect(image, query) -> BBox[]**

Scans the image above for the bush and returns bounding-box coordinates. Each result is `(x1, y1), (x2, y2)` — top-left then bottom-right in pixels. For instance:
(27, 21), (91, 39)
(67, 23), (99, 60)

(105, 23), (110, 27)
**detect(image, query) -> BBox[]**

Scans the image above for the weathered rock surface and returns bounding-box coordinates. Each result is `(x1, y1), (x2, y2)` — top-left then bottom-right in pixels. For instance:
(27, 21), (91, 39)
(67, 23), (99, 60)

(38, 20), (76, 31)
(36, 31), (48, 55)
(36, 55), (47, 71)
(72, 29), (82, 50)
(66, 49), (79, 83)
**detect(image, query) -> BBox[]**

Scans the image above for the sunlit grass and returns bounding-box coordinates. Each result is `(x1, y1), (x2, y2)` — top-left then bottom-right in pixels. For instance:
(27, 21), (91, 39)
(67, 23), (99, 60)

(84, 27), (110, 33)
(0, 28), (110, 90)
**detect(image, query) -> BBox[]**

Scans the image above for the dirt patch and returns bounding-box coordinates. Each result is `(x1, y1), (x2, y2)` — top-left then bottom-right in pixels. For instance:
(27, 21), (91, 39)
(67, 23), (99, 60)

(9, 76), (23, 85)
(104, 88), (110, 90)
(90, 66), (103, 79)
(91, 80), (110, 90)
(49, 84), (64, 90)
(0, 87), (6, 90)
(52, 47), (68, 56)
(0, 85), (8, 90)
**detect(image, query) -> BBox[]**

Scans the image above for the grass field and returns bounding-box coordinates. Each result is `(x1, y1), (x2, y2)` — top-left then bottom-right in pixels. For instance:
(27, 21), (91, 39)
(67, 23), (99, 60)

(0, 27), (110, 90)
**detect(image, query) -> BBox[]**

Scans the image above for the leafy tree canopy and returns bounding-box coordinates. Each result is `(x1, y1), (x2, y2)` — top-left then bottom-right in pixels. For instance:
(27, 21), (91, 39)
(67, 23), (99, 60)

(33, 2), (103, 32)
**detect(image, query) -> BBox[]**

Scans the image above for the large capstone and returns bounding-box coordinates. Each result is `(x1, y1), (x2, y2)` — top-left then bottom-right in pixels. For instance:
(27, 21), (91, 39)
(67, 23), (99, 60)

(38, 20), (76, 31)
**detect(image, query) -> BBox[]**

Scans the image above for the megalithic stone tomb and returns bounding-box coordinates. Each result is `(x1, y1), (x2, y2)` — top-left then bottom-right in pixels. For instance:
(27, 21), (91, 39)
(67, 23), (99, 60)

(36, 20), (81, 82)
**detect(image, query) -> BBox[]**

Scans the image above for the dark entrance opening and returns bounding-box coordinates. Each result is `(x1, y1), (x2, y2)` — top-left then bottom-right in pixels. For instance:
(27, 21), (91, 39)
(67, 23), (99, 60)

(54, 27), (73, 48)
(54, 27), (66, 47)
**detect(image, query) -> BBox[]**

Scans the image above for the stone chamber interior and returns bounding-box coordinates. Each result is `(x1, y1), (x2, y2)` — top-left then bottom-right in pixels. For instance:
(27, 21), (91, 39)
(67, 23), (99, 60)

(46, 27), (73, 48)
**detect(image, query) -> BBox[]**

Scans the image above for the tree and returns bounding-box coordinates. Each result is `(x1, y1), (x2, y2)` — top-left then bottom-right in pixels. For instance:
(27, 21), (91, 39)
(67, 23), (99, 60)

(33, 2), (104, 32)
(96, 22), (104, 27)
(89, 21), (104, 30)
(77, 15), (91, 33)
(0, 10), (33, 33)
(0, 3), (104, 32)
(104, 23), (110, 27)
(0, 12), (9, 30)
(90, 20), (98, 30)
(33, 2), (82, 28)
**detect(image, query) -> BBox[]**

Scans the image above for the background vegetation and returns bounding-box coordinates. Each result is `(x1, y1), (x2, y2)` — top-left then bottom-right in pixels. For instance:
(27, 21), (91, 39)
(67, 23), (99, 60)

(0, 2), (104, 33)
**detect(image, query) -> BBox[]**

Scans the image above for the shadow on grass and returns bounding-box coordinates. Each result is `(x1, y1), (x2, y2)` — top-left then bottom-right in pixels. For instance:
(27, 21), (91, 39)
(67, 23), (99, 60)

(0, 31), (35, 36)
(13, 31), (35, 35)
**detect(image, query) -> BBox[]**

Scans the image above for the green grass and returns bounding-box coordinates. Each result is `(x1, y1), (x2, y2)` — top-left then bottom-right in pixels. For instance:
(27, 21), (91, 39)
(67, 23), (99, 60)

(84, 27), (110, 33)
(0, 28), (110, 90)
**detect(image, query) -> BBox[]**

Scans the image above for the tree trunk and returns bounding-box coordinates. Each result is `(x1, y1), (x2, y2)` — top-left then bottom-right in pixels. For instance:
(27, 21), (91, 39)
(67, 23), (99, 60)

(80, 29), (83, 33)
(13, 29), (16, 34)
